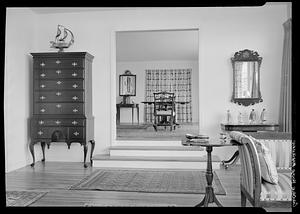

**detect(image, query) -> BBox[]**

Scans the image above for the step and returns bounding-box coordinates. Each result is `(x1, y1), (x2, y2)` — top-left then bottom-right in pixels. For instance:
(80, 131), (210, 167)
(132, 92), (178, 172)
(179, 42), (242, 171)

(113, 140), (183, 146)
(92, 154), (221, 170)
(109, 145), (206, 157)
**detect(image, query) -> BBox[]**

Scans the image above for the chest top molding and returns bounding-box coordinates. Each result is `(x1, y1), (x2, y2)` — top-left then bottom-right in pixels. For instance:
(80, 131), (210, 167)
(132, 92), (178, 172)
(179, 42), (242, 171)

(30, 52), (94, 61)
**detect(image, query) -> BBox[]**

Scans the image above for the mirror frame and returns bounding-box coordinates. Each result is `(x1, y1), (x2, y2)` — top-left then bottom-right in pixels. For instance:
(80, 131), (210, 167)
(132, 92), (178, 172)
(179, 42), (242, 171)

(231, 49), (263, 106)
(119, 70), (136, 96)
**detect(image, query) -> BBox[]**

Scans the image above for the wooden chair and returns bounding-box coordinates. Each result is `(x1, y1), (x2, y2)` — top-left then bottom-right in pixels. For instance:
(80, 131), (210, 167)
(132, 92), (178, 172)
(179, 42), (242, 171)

(229, 131), (292, 208)
(153, 91), (176, 131)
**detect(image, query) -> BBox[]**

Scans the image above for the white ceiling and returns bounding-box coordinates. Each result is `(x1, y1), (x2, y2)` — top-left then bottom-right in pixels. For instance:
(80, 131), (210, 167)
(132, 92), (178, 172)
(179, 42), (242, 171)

(116, 30), (199, 61)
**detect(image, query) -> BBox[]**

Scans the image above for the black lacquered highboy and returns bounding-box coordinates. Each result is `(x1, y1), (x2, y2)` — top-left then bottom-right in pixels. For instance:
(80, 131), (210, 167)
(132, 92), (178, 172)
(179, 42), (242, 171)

(29, 52), (95, 168)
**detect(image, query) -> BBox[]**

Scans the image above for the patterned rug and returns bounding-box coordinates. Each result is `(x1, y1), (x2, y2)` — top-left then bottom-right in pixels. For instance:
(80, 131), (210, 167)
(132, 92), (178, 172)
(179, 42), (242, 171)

(70, 169), (226, 195)
(6, 191), (47, 206)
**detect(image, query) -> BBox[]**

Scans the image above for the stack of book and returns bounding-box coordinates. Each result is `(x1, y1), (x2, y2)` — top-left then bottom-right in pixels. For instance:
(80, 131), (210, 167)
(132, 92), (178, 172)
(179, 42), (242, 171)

(219, 132), (231, 144)
(182, 133), (209, 146)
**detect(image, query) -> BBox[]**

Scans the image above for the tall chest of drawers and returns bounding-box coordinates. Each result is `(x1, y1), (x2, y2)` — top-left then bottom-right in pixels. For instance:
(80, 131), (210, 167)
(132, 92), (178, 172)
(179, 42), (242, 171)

(29, 52), (95, 168)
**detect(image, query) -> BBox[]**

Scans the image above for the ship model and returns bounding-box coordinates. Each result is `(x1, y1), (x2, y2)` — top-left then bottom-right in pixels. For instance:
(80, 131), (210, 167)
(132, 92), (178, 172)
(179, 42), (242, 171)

(50, 25), (74, 52)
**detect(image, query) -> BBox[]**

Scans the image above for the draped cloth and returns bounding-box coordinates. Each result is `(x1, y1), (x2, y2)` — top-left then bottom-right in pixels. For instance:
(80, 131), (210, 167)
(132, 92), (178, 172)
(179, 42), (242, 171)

(144, 69), (192, 123)
(279, 18), (292, 132)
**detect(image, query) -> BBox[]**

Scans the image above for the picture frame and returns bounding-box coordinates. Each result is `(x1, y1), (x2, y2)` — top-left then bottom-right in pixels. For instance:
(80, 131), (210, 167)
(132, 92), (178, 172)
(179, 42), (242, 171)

(119, 71), (136, 96)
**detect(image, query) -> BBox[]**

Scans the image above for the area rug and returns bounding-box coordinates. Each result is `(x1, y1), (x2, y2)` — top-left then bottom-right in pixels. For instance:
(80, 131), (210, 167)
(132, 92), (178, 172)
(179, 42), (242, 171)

(6, 191), (48, 206)
(69, 169), (226, 195)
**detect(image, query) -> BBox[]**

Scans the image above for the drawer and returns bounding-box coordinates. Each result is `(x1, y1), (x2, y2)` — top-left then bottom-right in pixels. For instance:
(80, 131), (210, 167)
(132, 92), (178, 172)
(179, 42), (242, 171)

(34, 91), (84, 102)
(32, 127), (69, 139)
(34, 79), (84, 90)
(34, 103), (84, 115)
(34, 118), (85, 127)
(69, 127), (85, 139)
(34, 69), (84, 79)
(34, 58), (84, 68)
(31, 127), (50, 139)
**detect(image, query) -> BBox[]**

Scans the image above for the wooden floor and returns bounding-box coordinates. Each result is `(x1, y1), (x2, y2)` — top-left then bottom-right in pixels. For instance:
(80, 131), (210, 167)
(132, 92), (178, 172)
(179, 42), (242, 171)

(5, 162), (291, 211)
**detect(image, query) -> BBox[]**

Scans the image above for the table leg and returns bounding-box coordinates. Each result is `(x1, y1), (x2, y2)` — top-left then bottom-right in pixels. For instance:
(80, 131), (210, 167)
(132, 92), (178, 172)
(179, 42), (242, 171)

(132, 107), (134, 124)
(116, 106), (120, 125)
(137, 105), (139, 124)
(220, 150), (240, 170)
(196, 146), (223, 207)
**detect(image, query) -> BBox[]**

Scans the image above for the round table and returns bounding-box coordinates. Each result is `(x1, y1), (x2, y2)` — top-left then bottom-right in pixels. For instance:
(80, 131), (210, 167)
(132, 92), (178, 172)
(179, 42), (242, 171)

(182, 139), (238, 207)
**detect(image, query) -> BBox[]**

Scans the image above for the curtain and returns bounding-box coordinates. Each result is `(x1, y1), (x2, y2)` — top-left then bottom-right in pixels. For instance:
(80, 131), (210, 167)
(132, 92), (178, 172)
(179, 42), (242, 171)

(144, 69), (192, 123)
(279, 18), (292, 132)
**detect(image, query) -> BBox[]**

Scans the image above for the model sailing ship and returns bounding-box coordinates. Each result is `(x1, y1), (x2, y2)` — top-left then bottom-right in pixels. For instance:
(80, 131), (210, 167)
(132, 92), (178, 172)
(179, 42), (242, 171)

(50, 25), (74, 52)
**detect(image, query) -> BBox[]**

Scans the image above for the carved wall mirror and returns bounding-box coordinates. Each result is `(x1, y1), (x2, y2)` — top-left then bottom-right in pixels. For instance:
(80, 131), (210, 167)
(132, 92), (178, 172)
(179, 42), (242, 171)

(231, 49), (263, 106)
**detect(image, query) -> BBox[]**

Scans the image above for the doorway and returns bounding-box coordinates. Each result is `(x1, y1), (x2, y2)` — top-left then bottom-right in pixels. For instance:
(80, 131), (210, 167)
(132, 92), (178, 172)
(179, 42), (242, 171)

(115, 29), (200, 141)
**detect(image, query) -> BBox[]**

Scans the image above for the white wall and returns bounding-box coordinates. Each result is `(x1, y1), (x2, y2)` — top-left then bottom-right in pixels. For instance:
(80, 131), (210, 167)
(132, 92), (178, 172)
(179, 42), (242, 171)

(5, 5), (290, 171)
(116, 60), (199, 123)
(4, 8), (38, 172)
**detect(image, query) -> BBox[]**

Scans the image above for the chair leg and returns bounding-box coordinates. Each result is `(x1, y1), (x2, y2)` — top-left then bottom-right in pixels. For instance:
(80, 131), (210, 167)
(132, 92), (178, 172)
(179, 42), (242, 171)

(241, 191), (247, 207)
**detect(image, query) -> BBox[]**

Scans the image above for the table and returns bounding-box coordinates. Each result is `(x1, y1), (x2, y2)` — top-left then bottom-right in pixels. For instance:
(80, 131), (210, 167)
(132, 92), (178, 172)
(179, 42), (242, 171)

(116, 103), (139, 125)
(182, 138), (237, 207)
(220, 123), (279, 169)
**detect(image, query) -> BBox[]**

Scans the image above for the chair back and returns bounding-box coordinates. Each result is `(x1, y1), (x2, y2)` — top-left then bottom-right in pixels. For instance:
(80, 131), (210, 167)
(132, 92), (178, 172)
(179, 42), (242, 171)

(230, 131), (262, 201)
(153, 91), (175, 116)
(246, 132), (292, 168)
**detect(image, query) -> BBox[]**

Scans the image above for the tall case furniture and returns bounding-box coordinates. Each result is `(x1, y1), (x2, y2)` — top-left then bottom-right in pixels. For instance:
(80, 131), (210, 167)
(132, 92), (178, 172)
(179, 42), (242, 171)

(29, 52), (95, 168)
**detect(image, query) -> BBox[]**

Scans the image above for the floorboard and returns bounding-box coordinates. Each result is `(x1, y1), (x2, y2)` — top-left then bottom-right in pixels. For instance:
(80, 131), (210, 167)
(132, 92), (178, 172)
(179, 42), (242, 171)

(5, 162), (291, 211)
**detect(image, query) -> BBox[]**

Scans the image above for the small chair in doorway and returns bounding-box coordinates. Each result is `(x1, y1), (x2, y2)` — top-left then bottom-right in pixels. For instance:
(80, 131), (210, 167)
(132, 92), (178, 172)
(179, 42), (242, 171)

(153, 91), (176, 131)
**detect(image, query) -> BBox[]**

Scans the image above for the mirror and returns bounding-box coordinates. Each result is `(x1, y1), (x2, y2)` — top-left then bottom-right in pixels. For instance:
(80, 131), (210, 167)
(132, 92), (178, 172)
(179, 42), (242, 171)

(119, 70), (136, 104)
(231, 49), (263, 106)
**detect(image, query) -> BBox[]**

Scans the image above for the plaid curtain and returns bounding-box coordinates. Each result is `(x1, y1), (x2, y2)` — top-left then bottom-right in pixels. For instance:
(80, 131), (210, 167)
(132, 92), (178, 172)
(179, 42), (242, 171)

(144, 69), (192, 123)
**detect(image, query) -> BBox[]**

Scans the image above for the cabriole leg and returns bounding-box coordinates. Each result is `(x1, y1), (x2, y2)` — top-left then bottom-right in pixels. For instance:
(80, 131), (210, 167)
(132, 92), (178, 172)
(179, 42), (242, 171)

(89, 140), (95, 166)
(41, 142), (46, 162)
(29, 141), (35, 167)
(83, 143), (88, 168)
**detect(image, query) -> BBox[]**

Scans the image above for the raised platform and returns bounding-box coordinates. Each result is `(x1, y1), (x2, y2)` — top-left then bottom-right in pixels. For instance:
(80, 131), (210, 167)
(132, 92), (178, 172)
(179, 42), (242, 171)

(92, 147), (221, 170)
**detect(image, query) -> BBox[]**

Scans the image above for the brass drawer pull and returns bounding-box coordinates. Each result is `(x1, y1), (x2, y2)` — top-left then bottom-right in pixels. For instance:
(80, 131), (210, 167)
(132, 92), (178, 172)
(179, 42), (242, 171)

(72, 72), (78, 77)
(72, 96), (78, 100)
(72, 62), (77, 67)
(55, 120), (61, 125)
(38, 130), (43, 135)
(39, 120), (44, 125)
(40, 62), (45, 67)
(72, 84), (78, 88)
(40, 73), (46, 77)
(56, 92), (62, 96)
(40, 96), (46, 100)
(56, 70), (62, 74)
(56, 60), (61, 64)
(72, 120), (78, 125)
